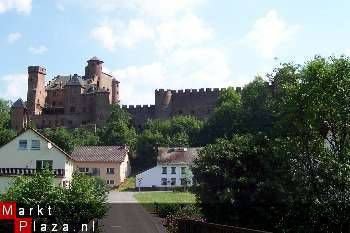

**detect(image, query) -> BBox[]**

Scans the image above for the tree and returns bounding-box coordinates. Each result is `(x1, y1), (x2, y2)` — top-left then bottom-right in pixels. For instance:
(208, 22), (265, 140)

(192, 135), (288, 231)
(99, 106), (137, 150)
(135, 116), (203, 171)
(0, 99), (16, 146)
(240, 77), (274, 135)
(72, 128), (100, 146)
(199, 87), (241, 144)
(43, 128), (75, 153)
(268, 56), (350, 232)
(1, 170), (108, 232)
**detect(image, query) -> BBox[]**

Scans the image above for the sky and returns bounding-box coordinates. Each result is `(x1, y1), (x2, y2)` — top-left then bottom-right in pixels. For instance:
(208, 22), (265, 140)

(0, 0), (349, 105)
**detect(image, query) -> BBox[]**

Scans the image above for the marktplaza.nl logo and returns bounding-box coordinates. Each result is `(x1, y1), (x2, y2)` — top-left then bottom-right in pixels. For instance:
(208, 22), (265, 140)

(0, 202), (96, 233)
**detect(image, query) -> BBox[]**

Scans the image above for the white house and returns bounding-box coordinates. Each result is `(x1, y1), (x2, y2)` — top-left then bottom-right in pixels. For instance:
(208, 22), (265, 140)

(136, 147), (201, 188)
(0, 128), (74, 193)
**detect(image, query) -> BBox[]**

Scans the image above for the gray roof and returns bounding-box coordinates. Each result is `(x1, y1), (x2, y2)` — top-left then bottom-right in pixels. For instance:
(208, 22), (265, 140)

(88, 56), (103, 63)
(47, 75), (71, 89)
(12, 98), (26, 108)
(71, 146), (128, 162)
(66, 75), (85, 86)
(157, 147), (201, 165)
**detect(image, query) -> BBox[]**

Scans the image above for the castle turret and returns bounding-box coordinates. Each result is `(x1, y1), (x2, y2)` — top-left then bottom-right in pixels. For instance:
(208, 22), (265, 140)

(11, 98), (27, 132)
(111, 78), (120, 104)
(84, 56), (103, 86)
(27, 66), (46, 116)
(155, 89), (172, 119)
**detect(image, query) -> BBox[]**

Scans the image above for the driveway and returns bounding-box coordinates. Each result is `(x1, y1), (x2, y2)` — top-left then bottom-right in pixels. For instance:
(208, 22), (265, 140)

(100, 191), (166, 233)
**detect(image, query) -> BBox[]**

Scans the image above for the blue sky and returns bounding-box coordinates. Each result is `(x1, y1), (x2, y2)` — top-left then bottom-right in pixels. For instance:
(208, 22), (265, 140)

(0, 0), (349, 104)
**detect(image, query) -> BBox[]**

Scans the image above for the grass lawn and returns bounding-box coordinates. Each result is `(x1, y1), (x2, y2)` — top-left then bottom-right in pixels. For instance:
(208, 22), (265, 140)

(134, 191), (196, 204)
(116, 176), (136, 191)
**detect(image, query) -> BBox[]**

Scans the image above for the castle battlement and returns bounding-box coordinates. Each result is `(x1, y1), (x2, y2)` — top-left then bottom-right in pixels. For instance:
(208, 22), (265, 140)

(155, 87), (243, 95)
(28, 66), (46, 75)
(121, 104), (155, 110)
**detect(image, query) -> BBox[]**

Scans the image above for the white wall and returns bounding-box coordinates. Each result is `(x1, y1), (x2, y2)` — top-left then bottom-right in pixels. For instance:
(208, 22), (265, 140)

(119, 155), (131, 183)
(0, 129), (73, 190)
(136, 164), (193, 188)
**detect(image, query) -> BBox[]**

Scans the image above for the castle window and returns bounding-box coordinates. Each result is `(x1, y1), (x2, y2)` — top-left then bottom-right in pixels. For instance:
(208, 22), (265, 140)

(70, 106), (75, 113)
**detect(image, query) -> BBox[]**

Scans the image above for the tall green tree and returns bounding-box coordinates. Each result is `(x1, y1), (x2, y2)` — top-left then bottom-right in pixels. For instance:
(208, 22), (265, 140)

(199, 87), (241, 144)
(192, 135), (288, 231)
(98, 106), (137, 149)
(240, 77), (274, 135)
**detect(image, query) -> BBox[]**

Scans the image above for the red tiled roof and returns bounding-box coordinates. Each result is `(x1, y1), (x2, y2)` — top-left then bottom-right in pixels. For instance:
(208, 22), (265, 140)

(71, 146), (128, 163)
(157, 147), (201, 165)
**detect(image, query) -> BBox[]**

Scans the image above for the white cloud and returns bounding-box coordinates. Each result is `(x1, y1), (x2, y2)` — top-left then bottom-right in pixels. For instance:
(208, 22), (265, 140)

(0, 0), (32, 14)
(90, 19), (154, 51)
(113, 63), (165, 104)
(28, 45), (48, 54)
(0, 73), (27, 101)
(113, 47), (233, 105)
(72, 0), (203, 18)
(132, 0), (203, 18)
(246, 9), (300, 59)
(156, 14), (213, 52)
(7, 32), (22, 43)
(90, 25), (117, 51)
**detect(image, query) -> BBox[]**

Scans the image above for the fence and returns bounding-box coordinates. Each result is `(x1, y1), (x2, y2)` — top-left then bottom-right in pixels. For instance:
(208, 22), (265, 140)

(177, 219), (271, 233)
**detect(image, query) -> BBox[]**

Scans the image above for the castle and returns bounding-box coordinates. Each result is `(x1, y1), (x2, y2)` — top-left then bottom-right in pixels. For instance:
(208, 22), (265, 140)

(11, 57), (238, 131)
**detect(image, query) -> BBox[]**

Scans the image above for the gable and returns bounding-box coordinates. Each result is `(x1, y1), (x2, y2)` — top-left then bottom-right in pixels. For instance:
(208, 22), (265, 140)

(0, 129), (72, 168)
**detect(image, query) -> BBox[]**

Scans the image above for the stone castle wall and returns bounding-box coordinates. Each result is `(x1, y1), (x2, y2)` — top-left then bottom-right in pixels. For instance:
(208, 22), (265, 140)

(122, 87), (242, 128)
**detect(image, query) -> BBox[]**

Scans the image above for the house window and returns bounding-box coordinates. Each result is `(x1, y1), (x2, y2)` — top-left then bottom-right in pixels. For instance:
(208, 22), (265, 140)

(107, 168), (115, 174)
(31, 140), (40, 150)
(162, 167), (167, 174)
(36, 160), (53, 170)
(171, 167), (176, 174)
(171, 178), (176, 186)
(18, 140), (27, 150)
(106, 180), (115, 185)
(79, 167), (89, 173)
(91, 168), (100, 176)
(181, 167), (186, 175)
(161, 178), (167, 186)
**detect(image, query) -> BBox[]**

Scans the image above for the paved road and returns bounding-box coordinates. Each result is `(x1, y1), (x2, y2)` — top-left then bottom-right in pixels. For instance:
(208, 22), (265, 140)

(100, 191), (166, 233)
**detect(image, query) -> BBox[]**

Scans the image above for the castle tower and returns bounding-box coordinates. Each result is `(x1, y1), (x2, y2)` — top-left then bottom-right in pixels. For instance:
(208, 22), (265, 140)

(155, 89), (172, 119)
(11, 98), (27, 132)
(27, 66), (46, 116)
(84, 56), (103, 87)
(111, 78), (120, 104)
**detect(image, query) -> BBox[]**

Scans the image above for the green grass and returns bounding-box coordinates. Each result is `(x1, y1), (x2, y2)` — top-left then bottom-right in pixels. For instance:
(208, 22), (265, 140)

(116, 176), (136, 191)
(134, 191), (196, 204)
